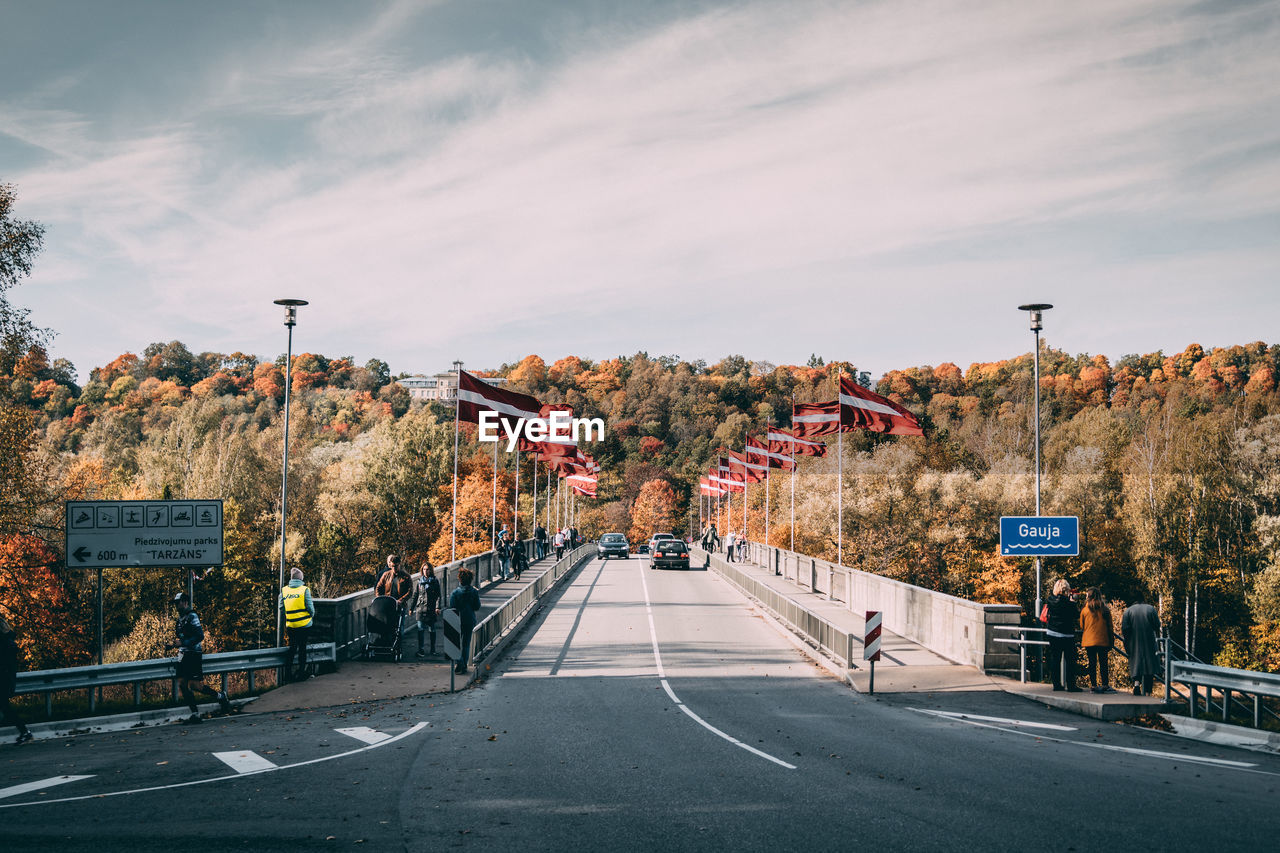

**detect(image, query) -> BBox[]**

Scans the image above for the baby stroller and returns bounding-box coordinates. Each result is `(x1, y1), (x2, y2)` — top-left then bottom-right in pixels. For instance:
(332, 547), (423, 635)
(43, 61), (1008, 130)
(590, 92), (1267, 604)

(362, 595), (404, 662)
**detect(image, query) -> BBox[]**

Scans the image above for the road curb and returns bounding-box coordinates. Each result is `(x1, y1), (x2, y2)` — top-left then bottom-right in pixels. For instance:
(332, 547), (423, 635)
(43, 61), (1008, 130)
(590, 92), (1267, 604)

(1157, 713), (1280, 755)
(0, 697), (257, 744)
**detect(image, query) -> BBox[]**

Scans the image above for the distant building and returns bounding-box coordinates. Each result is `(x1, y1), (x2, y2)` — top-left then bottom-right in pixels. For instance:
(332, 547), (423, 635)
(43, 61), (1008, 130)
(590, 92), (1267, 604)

(396, 371), (506, 403)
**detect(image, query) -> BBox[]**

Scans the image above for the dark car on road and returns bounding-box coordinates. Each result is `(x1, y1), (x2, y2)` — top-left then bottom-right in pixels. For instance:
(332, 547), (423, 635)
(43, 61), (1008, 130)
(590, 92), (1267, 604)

(648, 539), (689, 570)
(598, 533), (630, 560)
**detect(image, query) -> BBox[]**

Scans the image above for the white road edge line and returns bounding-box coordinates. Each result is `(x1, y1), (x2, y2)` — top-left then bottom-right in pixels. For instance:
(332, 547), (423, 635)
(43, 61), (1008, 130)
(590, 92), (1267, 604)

(0, 775), (94, 800)
(637, 560), (796, 770)
(212, 751), (278, 774)
(910, 708), (1077, 731)
(908, 708), (1265, 771)
(0, 722), (429, 809)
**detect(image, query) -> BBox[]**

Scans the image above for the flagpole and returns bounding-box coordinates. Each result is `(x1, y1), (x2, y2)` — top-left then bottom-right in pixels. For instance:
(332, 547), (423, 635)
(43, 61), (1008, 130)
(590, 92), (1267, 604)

(491, 438), (499, 551)
(451, 360), (463, 562)
(531, 454), (538, 537)
(764, 419), (771, 549)
(513, 448), (520, 540)
(790, 434), (796, 554)
(838, 421), (843, 567)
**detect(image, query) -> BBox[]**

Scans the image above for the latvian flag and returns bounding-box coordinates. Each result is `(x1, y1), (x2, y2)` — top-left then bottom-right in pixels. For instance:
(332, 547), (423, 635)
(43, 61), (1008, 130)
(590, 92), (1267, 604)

(839, 375), (923, 436)
(457, 369), (541, 435)
(709, 468), (744, 493)
(791, 401), (841, 438)
(727, 451), (768, 483)
(519, 403), (578, 456)
(767, 426), (828, 458)
(746, 437), (796, 471)
(700, 476), (727, 496)
(567, 473), (597, 497)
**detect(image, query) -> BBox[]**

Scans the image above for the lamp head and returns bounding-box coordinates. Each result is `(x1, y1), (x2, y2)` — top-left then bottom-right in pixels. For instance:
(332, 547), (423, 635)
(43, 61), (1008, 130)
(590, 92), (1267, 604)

(1017, 303), (1052, 333)
(273, 298), (308, 327)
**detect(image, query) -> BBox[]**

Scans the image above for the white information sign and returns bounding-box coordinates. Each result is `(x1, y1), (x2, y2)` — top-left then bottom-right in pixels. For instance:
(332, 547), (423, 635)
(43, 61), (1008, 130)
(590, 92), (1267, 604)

(65, 500), (224, 568)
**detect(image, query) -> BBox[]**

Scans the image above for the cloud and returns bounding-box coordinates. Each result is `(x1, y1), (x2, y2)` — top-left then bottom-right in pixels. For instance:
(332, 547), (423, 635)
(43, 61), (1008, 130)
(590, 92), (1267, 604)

(7, 0), (1280, 379)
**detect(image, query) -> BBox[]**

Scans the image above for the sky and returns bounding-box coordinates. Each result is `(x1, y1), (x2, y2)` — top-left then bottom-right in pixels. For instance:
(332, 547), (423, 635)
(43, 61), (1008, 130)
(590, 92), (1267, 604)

(2, 0), (1278, 382)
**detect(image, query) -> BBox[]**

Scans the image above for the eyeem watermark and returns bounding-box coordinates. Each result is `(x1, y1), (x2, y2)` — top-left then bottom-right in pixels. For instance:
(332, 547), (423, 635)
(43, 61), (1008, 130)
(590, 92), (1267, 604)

(478, 410), (605, 451)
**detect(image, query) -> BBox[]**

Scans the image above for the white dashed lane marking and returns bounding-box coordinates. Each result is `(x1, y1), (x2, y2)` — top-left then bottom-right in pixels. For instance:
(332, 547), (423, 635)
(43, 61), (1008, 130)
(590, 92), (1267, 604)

(212, 751), (279, 774)
(335, 726), (392, 745)
(0, 775), (94, 800)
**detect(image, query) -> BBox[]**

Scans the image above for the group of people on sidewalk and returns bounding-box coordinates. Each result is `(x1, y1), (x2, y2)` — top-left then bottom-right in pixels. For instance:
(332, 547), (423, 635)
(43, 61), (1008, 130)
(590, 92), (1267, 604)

(374, 555), (481, 674)
(1041, 579), (1161, 695)
(698, 524), (747, 562)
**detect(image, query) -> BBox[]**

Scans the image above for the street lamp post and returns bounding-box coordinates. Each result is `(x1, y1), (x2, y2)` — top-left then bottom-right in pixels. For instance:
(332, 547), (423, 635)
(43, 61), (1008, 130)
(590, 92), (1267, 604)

(273, 298), (307, 648)
(1018, 303), (1052, 621)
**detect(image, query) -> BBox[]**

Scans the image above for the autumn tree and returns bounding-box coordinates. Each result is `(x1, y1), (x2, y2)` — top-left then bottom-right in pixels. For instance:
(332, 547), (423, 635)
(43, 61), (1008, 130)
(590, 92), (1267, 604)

(630, 479), (678, 541)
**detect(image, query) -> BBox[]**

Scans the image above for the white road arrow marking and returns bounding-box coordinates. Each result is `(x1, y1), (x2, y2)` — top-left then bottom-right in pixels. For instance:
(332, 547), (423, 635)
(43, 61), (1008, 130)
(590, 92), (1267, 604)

(0, 775), (94, 800)
(212, 751), (279, 774)
(335, 726), (391, 745)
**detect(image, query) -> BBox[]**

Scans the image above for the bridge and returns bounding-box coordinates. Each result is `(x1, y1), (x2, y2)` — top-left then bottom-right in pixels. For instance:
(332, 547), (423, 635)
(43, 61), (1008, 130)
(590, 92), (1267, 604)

(2, 542), (1277, 850)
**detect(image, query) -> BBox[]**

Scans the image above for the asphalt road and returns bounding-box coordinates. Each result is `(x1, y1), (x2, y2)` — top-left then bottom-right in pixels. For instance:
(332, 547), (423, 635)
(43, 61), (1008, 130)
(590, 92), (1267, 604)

(3, 555), (1278, 851)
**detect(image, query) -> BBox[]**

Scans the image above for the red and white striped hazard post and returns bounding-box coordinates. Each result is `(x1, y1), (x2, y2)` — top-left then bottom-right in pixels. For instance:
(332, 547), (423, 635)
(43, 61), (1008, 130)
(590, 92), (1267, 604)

(864, 611), (882, 694)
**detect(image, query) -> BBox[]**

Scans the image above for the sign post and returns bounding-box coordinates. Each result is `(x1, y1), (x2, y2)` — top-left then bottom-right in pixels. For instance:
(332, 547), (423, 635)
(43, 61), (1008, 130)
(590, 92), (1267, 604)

(67, 500), (224, 666)
(441, 608), (462, 693)
(864, 610), (882, 695)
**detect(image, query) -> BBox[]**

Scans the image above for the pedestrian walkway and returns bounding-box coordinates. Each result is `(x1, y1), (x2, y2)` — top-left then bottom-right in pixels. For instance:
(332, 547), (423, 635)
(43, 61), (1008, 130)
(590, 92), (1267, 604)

(251, 556), (559, 714)
(715, 545), (1168, 718)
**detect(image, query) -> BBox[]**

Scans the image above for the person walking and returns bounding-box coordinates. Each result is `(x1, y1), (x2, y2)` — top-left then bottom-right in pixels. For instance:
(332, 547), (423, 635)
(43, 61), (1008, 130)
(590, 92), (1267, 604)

(1, 615), (33, 744)
(449, 568), (481, 674)
(411, 564), (442, 658)
(495, 532), (512, 581)
(1043, 579), (1081, 692)
(373, 550), (412, 630)
(1122, 591), (1161, 696)
(553, 529), (565, 560)
(724, 530), (736, 562)
(737, 532), (748, 562)
(278, 567), (315, 682)
(1079, 587), (1116, 694)
(511, 540), (528, 581)
(170, 592), (233, 722)
(534, 524), (548, 560)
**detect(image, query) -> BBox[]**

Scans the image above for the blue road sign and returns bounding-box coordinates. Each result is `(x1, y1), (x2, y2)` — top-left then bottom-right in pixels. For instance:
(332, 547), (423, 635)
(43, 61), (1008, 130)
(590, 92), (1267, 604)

(1000, 516), (1079, 557)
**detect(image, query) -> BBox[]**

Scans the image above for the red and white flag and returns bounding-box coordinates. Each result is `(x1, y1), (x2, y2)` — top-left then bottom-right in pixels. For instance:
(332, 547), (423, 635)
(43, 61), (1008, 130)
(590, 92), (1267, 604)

(700, 477), (727, 496)
(791, 401), (841, 438)
(746, 437), (796, 471)
(456, 369), (541, 434)
(767, 426), (828, 458)
(708, 469), (744, 493)
(839, 376), (923, 436)
(567, 471), (597, 497)
(728, 452), (768, 483)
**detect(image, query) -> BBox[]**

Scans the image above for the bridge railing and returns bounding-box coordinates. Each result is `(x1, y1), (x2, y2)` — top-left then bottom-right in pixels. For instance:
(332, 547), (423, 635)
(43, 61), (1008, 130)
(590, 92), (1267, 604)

(736, 540), (1021, 673)
(12, 644), (336, 718)
(313, 538), (544, 662)
(470, 543), (595, 669)
(1171, 660), (1280, 728)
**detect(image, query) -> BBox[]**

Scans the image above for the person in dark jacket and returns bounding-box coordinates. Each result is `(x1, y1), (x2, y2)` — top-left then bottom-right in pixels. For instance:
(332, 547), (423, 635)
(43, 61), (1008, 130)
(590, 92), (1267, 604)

(1, 614), (33, 744)
(411, 564), (442, 658)
(534, 524), (548, 560)
(1122, 592), (1161, 695)
(171, 592), (233, 722)
(449, 568), (481, 674)
(1043, 579), (1082, 692)
(511, 541), (528, 580)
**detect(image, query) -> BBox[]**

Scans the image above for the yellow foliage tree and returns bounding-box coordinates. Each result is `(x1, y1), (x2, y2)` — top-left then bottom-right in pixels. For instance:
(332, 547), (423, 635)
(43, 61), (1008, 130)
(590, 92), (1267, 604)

(630, 479), (677, 542)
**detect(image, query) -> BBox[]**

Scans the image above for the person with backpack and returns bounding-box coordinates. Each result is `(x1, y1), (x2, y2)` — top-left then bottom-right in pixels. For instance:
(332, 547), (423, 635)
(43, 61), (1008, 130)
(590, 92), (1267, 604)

(449, 568), (482, 674)
(511, 541), (528, 581)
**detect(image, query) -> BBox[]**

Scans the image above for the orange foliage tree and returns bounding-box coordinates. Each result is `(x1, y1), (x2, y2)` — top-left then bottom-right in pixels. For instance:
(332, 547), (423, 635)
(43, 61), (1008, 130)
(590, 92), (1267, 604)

(630, 479), (678, 541)
(0, 534), (89, 669)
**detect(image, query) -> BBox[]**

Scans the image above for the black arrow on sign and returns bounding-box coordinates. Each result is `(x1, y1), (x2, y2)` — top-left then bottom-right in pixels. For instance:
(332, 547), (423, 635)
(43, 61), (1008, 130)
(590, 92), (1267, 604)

(72, 546), (91, 563)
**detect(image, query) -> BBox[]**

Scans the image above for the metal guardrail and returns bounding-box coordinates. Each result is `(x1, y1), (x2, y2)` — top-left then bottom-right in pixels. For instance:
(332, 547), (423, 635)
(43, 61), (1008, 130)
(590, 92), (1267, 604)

(470, 543), (595, 667)
(993, 625), (1049, 683)
(697, 547), (854, 668)
(1171, 660), (1280, 728)
(13, 644), (336, 717)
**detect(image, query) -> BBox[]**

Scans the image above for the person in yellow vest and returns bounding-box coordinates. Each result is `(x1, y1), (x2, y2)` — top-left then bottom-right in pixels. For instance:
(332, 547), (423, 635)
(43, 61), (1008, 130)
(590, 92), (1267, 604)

(278, 568), (315, 682)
